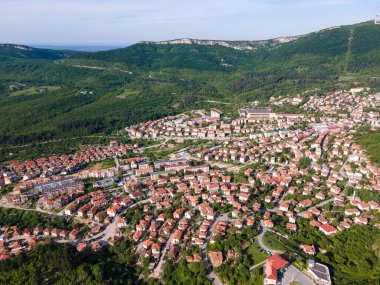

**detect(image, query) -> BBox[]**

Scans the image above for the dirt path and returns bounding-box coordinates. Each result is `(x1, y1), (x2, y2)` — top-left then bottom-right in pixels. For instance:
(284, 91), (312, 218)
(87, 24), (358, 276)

(1, 135), (119, 150)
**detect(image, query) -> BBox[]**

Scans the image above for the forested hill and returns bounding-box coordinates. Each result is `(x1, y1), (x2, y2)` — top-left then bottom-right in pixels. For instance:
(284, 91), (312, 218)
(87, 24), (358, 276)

(0, 21), (379, 159)
(73, 21), (380, 73)
(0, 44), (76, 60)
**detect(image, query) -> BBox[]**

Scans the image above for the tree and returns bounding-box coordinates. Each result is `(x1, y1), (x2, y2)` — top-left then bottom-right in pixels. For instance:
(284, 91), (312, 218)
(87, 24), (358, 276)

(297, 157), (311, 169)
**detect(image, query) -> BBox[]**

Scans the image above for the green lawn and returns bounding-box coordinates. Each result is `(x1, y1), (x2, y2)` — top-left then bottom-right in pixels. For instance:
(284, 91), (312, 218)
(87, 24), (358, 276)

(263, 232), (287, 251)
(117, 89), (141, 98)
(247, 239), (268, 265)
(10, 85), (61, 97)
(87, 159), (116, 170)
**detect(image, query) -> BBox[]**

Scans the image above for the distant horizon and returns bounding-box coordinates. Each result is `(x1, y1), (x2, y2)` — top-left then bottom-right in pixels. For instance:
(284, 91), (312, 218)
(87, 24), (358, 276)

(29, 44), (130, 52)
(1, 0), (379, 45)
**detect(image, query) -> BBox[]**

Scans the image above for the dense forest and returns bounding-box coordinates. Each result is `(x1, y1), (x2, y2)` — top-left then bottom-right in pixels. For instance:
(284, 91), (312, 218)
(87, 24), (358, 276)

(0, 21), (379, 161)
(162, 260), (212, 285)
(356, 130), (380, 167)
(0, 241), (142, 285)
(288, 222), (380, 284)
(0, 208), (81, 230)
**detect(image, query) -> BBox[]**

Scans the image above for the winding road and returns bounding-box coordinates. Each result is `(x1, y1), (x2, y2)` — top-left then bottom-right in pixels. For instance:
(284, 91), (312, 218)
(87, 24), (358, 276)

(200, 212), (236, 285)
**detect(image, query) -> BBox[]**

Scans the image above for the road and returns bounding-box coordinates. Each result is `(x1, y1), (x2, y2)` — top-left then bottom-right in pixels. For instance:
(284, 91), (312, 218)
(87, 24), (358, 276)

(1, 197), (151, 245)
(0, 201), (93, 225)
(201, 212), (235, 250)
(256, 220), (279, 254)
(0, 201), (51, 214)
(140, 139), (168, 150)
(296, 198), (334, 218)
(150, 234), (173, 279)
(128, 134), (248, 142)
(200, 212), (236, 285)
(266, 193), (287, 213)
(227, 160), (255, 173)
(255, 221), (317, 284)
(250, 260), (266, 270)
(203, 100), (231, 105)
(190, 155), (233, 170)
(114, 156), (120, 168)
(226, 149), (279, 173)
(71, 64), (133, 74)
(75, 197), (151, 242)
(208, 271), (224, 285)
(1, 135), (119, 149)
(150, 212), (232, 283)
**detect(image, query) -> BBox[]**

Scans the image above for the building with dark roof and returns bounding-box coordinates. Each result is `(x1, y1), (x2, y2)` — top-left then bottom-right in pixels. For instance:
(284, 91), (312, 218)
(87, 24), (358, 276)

(308, 260), (332, 285)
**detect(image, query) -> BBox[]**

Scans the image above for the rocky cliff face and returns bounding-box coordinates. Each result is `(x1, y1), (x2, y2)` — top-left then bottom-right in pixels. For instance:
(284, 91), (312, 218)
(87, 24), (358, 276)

(140, 36), (301, 51)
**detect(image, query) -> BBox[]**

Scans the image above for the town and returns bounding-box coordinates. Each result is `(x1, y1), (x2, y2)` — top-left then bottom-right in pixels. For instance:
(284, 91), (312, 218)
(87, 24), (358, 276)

(1, 87), (379, 285)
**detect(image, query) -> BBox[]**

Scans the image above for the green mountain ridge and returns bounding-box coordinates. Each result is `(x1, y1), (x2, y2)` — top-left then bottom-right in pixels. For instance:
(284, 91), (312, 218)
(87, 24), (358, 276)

(0, 20), (379, 158)
(0, 44), (76, 60)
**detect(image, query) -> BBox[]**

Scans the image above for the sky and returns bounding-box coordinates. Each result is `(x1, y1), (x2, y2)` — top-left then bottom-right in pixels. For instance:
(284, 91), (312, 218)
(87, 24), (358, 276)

(0, 0), (379, 46)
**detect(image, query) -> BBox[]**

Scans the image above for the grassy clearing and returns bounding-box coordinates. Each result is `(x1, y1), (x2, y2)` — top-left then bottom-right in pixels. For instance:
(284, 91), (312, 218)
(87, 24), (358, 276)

(88, 159), (116, 170)
(263, 232), (287, 251)
(10, 86), (61, 97)
(247, 240), (268, 265)
(117, 89), (141, 99)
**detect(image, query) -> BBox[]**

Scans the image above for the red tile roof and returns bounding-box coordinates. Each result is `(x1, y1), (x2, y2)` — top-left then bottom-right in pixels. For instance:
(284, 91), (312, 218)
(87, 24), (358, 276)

(265, 254), (288, 281)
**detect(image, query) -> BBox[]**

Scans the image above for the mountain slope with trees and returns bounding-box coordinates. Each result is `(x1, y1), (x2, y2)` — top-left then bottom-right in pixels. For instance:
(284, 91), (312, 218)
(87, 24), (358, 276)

(0, 21), (379, 161)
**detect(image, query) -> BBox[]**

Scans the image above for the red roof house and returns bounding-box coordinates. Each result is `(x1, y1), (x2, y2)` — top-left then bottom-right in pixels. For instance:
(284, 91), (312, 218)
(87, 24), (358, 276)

(265, 254), (289, 284)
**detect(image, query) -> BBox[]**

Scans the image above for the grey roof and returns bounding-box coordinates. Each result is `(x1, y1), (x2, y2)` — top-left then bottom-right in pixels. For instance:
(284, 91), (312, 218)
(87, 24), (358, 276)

(246, 109), (272, 114)
(310, 263), (331, 282)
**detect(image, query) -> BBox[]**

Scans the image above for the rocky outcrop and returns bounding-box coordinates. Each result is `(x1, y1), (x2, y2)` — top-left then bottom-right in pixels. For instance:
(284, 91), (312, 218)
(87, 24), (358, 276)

(140, 36), (301, 51)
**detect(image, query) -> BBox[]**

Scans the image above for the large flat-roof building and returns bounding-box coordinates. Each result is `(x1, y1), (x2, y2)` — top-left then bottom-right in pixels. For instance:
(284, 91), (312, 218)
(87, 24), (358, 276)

(238, 108), (276, 119)
(33, 177), (84, 194)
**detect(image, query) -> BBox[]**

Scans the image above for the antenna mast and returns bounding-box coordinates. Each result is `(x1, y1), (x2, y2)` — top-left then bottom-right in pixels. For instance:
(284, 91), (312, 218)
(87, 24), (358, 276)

(376, 9), (380, 24)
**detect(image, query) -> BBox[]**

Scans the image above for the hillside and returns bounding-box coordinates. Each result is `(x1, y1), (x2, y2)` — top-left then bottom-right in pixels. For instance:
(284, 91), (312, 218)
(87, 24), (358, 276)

(0, 21), (379, 161)
(0, 44), (74, 60)
(71, 43), (258, 71)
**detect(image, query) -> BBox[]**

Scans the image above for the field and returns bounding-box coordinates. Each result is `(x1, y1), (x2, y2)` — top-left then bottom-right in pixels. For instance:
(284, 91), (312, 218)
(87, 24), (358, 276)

(116, 89), (141, 99)
(247, 240), (268, 266)
(262, 232), (287, 251)
(9, 85), (61, 97)
(88, 159), (116, 170)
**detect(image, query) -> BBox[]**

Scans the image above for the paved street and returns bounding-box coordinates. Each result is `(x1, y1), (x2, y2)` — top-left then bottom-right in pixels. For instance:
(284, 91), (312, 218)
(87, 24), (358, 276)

(150, 235), (173, 279)
(114, 156), (120, 167)
(296, 198), (334, 218)
(200, 212), (235, 285)
(256, 220), (283, 255)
